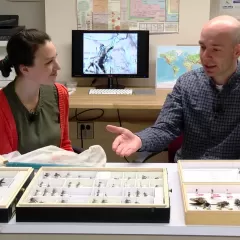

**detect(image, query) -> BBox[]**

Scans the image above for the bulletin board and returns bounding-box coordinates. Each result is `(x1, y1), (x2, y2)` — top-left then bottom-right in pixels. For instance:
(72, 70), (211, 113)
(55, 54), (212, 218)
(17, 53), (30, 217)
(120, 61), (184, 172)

(76, 0), (180, 34)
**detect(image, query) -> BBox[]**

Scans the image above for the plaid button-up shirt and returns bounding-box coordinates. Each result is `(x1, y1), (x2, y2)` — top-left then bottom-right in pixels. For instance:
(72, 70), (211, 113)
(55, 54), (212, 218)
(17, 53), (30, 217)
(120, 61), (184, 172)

(136, 64), (240, 161)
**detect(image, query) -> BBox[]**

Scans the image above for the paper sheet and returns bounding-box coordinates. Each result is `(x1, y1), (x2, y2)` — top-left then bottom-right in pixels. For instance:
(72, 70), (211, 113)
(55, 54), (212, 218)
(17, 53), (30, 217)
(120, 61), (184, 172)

(92, 13), (108, 29)
(77, 0), (93, 30)
(93, 0), (108, 13)
(108, 0), (121, 30)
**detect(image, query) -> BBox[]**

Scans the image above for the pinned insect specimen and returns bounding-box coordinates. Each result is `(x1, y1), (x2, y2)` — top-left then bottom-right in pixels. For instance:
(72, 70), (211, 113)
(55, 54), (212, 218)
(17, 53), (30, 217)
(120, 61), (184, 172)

(43, 188), (48, 196)
(68, 182), (72, 188)
(60, 190), (66, 196)
(125, 199), (131, 203)
(190, 197), (229, 210)
(96, 190), (100, 196)
(142, 175), (147, 179)
(39, 182), (43, 187)
(102, 199), (108, 203)
(34, 189), (39, 196)
(76, 182), (81, 188)
(44, 173), (49, 178)
(136, 190), (140, 197)
(65, 173), (70, 178)
(29, 197), (38, 203)
(190, 197), (206, 205)
(52, 188), (57, 196)
(128, 192), (131, 197)
(143, 192), (148, 197)
(235, 198), (240, 207)
(0, 178), (5, 187)
(54, 173), (61, 178)
(190, 197), (211, 209)
(155, 177), (160, 179)
(61, 199), (66, 203)
(98, 182), (102, 187)
(92, 199), (97, 203)
(216, 201), (229, 210)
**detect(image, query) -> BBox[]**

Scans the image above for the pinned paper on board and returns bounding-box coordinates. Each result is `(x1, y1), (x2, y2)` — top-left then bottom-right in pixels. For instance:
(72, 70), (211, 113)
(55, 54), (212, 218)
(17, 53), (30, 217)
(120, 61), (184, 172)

(76, 0), (180, 34)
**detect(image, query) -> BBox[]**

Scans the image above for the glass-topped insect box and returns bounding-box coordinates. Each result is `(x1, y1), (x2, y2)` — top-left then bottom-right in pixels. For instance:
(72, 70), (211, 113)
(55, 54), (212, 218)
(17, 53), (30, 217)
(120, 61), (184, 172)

(16, 167), (170, 223)
(178, 160), (240, 226)
(0, 167), (34, 222)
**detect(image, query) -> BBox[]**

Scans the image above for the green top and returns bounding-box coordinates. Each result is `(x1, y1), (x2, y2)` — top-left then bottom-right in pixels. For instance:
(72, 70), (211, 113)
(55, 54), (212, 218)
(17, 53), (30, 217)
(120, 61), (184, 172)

(3, 80), (61, 154)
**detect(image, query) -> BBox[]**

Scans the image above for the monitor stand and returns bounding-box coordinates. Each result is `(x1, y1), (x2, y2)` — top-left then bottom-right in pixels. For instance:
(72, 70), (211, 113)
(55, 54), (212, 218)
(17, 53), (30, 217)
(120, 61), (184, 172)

(95, 77), (125, 89)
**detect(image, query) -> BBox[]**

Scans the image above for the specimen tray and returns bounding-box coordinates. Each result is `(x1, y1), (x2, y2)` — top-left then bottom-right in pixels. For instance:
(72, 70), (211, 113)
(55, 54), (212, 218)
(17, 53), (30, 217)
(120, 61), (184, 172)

(16, 167), (170, 223)
(0, 167), (34, 222)
(178, 160), (240, 225)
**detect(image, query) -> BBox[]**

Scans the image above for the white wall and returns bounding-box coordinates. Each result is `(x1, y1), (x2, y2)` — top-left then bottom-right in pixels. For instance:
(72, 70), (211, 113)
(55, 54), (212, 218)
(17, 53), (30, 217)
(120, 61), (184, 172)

(45, 0), (211, 87)
(0, 0), (45, 30)
(0, 0), (45, 84)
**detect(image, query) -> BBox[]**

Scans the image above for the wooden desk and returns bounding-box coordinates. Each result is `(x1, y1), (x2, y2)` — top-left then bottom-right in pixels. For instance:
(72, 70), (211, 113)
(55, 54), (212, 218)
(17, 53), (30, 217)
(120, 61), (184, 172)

(69, 87), (172, 109)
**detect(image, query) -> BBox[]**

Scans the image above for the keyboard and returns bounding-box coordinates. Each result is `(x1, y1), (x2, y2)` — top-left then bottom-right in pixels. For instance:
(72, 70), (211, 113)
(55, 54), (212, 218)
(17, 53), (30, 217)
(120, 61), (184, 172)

(89, 88), (133, 95)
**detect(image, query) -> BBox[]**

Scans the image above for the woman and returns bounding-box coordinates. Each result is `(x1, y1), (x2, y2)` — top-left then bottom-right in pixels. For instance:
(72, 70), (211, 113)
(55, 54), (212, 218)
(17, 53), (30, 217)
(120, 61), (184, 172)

(0, 28), (73, 155)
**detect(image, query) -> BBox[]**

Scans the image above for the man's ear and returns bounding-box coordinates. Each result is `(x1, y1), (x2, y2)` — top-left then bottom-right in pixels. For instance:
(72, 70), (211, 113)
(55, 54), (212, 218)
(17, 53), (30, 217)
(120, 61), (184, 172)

(234, 43), (240, 58)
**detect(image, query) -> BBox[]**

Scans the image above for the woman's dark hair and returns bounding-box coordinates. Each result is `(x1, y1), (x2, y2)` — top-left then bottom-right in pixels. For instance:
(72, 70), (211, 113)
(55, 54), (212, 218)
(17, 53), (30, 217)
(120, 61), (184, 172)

(0, 28), (51, 77)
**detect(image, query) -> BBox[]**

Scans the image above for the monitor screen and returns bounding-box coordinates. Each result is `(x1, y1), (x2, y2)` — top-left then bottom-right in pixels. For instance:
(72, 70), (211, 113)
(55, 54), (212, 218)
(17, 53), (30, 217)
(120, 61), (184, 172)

(72, 30), (149, 78)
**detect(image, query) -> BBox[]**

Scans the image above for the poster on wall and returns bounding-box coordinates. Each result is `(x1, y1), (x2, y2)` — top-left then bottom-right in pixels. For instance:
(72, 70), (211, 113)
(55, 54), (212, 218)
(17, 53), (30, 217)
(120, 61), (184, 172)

(156, 46), (201, 89)
(76, 0), (180, 34)
(219, 0), (240, 20)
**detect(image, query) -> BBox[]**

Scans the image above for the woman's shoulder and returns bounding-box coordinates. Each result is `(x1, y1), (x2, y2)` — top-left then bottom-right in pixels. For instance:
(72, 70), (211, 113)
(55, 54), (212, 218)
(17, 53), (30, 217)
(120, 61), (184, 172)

(0, 89), (10, 108)
(0, 89), (14, 123)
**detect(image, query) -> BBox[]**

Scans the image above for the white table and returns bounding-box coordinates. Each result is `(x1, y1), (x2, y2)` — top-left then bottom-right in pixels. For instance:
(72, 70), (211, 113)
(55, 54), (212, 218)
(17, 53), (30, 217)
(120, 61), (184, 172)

(0, 162), (239, 240)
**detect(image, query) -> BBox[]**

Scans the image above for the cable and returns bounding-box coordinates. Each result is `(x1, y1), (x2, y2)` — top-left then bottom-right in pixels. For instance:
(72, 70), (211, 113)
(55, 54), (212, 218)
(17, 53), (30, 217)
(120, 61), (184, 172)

(90, 78), (97, 87)
(80, 126), (84, 148)
(117, 108), (122, 126)
(70, 108), (104, 121)
(77, 124), (84, 148)
(117, 109), (129, 163)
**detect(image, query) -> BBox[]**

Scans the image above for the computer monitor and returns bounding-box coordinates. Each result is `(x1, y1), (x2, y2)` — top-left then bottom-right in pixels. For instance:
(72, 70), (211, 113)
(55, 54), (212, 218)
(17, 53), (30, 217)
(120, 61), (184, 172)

(72, 30), (149, 89)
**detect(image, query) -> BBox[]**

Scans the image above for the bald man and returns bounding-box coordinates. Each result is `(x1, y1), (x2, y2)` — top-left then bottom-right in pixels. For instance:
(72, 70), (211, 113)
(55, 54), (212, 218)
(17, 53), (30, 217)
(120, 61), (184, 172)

(107, 15), (240, 161)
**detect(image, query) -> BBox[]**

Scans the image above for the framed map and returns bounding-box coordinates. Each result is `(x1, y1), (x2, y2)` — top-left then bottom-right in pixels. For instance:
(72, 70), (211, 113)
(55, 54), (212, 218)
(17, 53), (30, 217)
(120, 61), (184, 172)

(156, 45), (202, 88)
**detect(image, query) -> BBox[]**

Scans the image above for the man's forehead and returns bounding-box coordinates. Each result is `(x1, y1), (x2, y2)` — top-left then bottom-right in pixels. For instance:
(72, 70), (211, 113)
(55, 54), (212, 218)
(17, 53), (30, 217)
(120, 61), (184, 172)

(199, 38), (225, 46)
(199, 29), (233, 45)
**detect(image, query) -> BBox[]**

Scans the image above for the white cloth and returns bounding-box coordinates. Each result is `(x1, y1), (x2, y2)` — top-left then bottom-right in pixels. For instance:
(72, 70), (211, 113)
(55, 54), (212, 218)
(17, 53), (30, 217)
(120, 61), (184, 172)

(0, 145), (106, 167)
